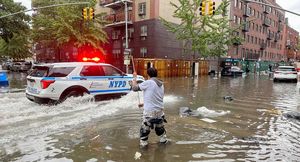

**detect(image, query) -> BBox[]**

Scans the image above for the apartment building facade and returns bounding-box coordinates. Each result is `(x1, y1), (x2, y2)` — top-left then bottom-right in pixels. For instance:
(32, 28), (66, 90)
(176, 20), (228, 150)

(285, 24), (299, 61)
(99, 0), (197, 70)
(228, 0), (287, 62)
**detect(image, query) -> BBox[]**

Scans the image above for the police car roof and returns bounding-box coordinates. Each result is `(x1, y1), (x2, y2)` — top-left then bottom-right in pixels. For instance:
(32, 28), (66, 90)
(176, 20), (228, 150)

(37, 62), (111, 67)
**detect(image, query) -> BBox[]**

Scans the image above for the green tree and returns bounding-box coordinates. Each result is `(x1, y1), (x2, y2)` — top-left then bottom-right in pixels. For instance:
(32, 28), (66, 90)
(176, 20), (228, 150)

(0, 0), (31, 59)
(0, 33), (32, 59)
(161, 0), (243, 59)
(31, 0), (107, 60)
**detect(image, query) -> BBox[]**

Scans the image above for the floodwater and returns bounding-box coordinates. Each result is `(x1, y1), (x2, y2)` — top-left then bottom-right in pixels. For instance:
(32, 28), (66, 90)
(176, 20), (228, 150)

(1, 74), (300, 162)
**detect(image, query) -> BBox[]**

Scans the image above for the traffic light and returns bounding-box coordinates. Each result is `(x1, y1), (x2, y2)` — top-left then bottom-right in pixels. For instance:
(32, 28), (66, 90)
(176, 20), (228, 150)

(199, 2), (206, 16)
(89, 7), (94, 20)
(82, 7), (88, 20)
(208, 0), (216, 15)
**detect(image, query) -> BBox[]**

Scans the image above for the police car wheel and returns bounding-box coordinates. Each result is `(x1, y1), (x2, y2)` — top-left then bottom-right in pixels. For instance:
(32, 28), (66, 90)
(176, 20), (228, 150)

(61, 90), (83, 102)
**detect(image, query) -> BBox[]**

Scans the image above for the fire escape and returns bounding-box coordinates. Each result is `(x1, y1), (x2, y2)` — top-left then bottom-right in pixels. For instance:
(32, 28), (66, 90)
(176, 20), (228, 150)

(100, 0), (133, 72)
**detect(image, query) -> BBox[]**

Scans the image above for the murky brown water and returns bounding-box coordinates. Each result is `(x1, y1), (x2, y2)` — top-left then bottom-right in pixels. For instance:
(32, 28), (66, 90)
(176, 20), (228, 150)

(1, 74), (300, 161)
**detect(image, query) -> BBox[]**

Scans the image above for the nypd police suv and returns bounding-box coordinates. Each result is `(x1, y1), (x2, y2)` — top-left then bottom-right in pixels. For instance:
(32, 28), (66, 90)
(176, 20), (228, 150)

(26, 62), (144, 104)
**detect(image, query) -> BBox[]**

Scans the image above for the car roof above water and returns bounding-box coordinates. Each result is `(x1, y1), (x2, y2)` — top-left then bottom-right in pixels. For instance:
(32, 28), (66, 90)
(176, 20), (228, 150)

(278, 66), (295, 69)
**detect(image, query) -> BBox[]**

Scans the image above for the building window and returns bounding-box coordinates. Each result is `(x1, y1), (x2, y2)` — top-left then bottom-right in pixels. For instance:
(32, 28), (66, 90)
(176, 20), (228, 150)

(140, 25), (147, 38)
(235, 46), (239, 55)
(113, 40), (121, 49)
(112, 30), (120, 40)
(128, 28), (134, 38)
(112, 49), (121, 58)
(140, 47), (147, 57)
(138, 3), (146, 17)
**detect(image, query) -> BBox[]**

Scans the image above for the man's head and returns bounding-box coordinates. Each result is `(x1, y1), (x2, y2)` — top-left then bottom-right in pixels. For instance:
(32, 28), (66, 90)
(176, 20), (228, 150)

(147, 67), (158, 78)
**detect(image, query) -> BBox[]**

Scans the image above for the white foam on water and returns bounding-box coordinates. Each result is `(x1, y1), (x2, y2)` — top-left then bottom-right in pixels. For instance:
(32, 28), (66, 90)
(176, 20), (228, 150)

(192, 153), (227, 158)
(86, 158), (98, 162)
(176, 141), (202, 145)
(105, 146), (113, 150)
(0, 92), (179, 160)
(195, 106), (230, 118)
(201, 118), (217, 123)
(164, 95), (180, 103)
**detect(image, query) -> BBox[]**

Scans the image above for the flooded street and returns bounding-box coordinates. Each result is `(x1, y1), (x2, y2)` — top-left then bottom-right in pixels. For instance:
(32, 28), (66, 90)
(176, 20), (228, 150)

(1, 74), (300, 161)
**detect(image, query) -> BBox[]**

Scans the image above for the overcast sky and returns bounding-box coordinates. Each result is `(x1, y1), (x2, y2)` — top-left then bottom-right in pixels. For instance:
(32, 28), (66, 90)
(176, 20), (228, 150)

(13, 0), (300, 33)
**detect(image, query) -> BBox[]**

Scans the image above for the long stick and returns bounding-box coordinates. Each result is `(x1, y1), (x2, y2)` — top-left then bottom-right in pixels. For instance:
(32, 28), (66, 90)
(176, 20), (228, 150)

(131, 56), (141, 105)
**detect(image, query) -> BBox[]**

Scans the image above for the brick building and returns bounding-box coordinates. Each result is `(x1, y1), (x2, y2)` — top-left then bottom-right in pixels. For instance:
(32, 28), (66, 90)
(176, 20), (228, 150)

(99, 0), (196, 71)
(228, 0), (287, 62)
(33, 0), (300, 71)
(285, 22), (299, 62)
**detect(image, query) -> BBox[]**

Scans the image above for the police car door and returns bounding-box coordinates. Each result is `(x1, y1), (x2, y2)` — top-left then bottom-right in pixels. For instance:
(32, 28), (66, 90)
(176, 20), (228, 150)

(102, 65), (131, 94)
(80, 65), (106, 95)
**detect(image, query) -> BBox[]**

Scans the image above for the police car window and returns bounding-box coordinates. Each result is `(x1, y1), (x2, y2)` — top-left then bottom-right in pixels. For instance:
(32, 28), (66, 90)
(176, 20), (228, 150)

(48, 67), (75, 77)
(102, 66), (122, 76)
(80, 66), (105, 76)
(29, 66), (49, 77)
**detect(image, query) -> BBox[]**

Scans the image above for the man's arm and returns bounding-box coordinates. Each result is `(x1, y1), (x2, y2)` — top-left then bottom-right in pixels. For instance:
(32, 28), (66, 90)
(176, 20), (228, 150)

(132, 72), (141, 91)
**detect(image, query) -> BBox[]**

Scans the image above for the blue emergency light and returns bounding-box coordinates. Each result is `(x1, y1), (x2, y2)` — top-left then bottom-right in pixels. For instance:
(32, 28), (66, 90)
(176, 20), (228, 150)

(0, 71), (9, 86)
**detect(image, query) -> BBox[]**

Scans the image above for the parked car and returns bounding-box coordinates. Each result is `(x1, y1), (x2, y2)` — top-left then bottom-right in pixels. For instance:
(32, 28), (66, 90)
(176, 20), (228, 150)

(10, 61), (32, 72)
(221, 66), (244, 77)
(26, 62), (145, 104)
(2, 61), (13, 70)
(20, 62), (32, 72)
(273, 66), (297, 82)
(10, 62), (22, 72)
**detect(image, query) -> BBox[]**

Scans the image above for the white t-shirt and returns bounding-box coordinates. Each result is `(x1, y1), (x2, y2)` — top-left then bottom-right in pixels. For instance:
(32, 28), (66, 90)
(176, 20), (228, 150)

(138, 79), (164, 113)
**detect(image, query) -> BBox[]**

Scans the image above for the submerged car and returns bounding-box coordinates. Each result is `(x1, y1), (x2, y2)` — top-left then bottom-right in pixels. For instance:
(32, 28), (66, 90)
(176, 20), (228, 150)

(273, 66), (297, 82)
(26, 62), (144, 104)
(221, 66), (244, 77)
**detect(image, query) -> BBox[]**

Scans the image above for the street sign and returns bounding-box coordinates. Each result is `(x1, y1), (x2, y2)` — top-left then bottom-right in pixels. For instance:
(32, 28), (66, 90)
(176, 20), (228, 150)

(124, 49), (131, 55)
(124, 59), (130, 65)
(124, 54), (130, 60)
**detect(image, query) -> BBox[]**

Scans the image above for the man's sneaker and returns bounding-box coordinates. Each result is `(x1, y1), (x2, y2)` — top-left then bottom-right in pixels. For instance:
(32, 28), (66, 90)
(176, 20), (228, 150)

(140, 140), (148, 147)
(159, 134), (168, 144)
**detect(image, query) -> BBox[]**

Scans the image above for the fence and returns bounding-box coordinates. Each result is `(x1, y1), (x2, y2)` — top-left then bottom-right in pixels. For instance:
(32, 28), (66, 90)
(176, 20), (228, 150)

(133, 58), (209, 78)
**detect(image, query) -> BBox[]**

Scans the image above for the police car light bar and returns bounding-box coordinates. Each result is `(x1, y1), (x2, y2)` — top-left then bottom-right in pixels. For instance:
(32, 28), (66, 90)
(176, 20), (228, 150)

(82, 57), (100, 62)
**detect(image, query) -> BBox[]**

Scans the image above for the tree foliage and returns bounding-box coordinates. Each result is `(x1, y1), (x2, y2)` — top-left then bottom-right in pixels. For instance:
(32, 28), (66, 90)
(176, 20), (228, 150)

(0, 0), (31, 59)
(0, 33), (32, 59)
(31, 0), (107, 53)
(161, 0), (243, 58)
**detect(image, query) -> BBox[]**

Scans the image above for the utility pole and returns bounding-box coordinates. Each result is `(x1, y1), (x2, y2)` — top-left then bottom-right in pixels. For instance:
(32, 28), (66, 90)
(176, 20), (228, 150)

(0, 2), (90, 19)
(125, 0), (129, 73)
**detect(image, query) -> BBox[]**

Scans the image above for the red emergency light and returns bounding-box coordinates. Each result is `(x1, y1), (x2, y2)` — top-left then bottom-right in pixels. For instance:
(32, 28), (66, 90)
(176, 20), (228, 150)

(82, 57), (101, 62)
(78, 45), (105, 63)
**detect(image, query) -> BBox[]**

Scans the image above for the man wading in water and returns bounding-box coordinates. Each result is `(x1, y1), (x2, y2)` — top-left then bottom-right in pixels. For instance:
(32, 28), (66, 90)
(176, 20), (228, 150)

(132, 67), (168, 147)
